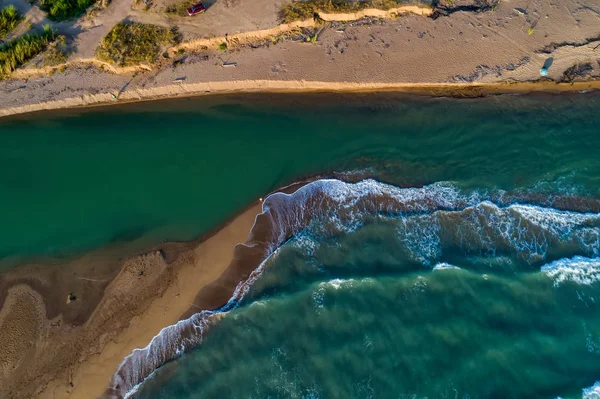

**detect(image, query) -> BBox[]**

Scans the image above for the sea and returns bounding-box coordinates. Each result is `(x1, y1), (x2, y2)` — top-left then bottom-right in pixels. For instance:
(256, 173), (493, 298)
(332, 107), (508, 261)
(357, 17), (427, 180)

(2, 92), (600, 398)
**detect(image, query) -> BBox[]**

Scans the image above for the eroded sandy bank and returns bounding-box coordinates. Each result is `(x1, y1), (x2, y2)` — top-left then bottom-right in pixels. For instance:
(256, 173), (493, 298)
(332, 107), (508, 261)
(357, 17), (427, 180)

(1, 79), (600, 119)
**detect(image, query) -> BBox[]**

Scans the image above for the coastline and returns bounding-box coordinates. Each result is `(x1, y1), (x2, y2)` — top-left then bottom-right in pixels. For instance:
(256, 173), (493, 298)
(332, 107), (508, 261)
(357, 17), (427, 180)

(2, 92), (600, 397)
(2, 79), (600, 119)
(0, 202), (263, 399)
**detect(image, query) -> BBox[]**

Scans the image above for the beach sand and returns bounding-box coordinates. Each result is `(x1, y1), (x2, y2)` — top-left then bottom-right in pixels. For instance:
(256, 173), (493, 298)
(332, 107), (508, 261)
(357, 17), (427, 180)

(1, 0), (600, 118)
(1, 0), (600, 395)
(0, 202), (262, 399)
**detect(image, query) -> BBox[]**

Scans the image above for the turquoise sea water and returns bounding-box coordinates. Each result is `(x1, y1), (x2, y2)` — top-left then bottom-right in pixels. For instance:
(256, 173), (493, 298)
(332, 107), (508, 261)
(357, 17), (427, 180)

(1, 93), (600, 266)
(3, 93), (600, 398)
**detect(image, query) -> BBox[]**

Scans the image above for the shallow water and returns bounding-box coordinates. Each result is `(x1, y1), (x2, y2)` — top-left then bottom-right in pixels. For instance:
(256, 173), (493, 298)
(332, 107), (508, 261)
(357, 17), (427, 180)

(1, 93), (600, 267)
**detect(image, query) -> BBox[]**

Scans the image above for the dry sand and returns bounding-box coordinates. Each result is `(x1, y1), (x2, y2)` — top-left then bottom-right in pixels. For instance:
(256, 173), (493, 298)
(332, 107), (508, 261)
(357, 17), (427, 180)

(1, 0), (600, 118)
(0, 202), (262, 399)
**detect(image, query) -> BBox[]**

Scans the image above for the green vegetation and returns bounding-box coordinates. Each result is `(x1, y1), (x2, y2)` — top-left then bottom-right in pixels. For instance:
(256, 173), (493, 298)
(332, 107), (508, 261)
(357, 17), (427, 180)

(165, 0), (195, 16)
(280, 0), (416, 23)
(96, 22), (180, 66)
(39, 0), (96, 21)
(42, 35), (71, 66)
(0, 25), (55, 78)
(218, 42), (227, 51)
(0, 5), (23, 39)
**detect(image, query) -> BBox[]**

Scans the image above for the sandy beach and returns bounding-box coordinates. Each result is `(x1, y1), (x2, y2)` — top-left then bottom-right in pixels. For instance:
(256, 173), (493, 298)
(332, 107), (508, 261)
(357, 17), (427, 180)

(2, 0), (600, 396)
(1, 0), (600, 118)
(0, 202), (262, 399)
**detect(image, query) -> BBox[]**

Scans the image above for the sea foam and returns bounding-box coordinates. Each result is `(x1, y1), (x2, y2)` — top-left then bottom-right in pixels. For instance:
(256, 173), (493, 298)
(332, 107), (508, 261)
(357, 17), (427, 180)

(583, 381), (600, 399)
(433, 262), (461, 271)
(110, 178), (600, 398)
(541, 256), (600, 286)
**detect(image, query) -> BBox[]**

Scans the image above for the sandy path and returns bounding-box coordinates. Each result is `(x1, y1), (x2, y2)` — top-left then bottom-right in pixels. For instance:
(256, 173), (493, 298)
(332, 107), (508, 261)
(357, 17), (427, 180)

(68, 0), (136, 58)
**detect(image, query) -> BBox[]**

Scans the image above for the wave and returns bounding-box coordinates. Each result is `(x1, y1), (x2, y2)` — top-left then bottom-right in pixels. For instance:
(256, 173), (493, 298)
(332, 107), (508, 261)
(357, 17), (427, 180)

(112, 243), (280, 399)
(107, 178), (600, 398)
(541, 256), (600, 287)
(583, 381), (600, 399)
(432, 262), (461, 271)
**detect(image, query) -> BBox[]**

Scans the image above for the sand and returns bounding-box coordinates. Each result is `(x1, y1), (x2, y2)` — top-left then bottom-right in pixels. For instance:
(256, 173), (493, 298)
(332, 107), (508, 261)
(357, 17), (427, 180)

(0, 202), (262, 399)
(2, 0), (600, 118)
(1, 0), (600, 395)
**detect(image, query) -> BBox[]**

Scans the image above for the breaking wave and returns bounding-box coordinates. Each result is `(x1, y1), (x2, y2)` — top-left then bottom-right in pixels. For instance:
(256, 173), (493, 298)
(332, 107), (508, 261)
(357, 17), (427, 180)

(433, 262), (461, 271)
(108, 178), (600, 398)
(541, 256), (600, 287)
(583, 381), (600, 399)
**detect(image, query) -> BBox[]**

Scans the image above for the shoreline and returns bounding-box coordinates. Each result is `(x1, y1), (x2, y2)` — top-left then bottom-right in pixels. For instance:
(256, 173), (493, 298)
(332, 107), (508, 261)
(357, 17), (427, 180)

(0, 200), (263, 399)
(0, 175), (321, 398)
(2, 79), (600, 120)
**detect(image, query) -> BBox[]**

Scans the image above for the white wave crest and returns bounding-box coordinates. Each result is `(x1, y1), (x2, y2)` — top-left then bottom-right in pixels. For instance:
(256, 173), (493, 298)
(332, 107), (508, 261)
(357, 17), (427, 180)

(583, 381), (600, 399)
(433, 262), (461, 271)
(110, 178), (600, 398)
(541, 256), (600, 286)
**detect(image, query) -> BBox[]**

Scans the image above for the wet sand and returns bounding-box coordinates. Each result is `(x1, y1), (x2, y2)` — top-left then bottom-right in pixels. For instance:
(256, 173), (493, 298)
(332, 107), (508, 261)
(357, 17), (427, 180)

(2, 79), (600, 119)
(0, 202), (262, 399)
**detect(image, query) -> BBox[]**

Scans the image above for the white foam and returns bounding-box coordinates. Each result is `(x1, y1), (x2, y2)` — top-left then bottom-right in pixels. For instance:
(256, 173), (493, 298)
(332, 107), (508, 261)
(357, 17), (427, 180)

(327, 278), (348, 289)
(541, 256), (600, 286)
(317, 277), (376, 292)
(583, 381), (600, 399)
(112, 177), (600, 397)
(433, 262), (461, 271)
(512, 204), (600, 238)
(320, 278), (354, 290)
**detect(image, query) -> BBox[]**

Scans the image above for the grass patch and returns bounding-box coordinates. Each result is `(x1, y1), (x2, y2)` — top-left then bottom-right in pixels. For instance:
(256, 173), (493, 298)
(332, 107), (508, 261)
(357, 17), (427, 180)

(0, 5), (23, 40)
(218, 42), (227, 50)
(0, 25), (55, 78)
(165, 0), (195, 16)
(280, 0), (419, 23)
(42, 35), (71, 66)
(96, 22), (180, 66)
(39, 0), (96, 21)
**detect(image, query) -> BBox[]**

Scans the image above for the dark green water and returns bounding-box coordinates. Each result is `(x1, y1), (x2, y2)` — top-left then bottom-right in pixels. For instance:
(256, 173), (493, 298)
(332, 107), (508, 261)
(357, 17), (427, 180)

(1, 93), (600, 266)
(3, 93), (600, 398)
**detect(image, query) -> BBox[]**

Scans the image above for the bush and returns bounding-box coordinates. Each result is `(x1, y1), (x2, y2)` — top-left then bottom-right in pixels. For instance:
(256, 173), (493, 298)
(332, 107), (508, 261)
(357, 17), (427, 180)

(42, 35), (71, 66)
(39, 0), (96, 21)
(96, 22), (180, 66)
(0, 26), (55, 77)
(280, 0), (423, 23)
(165, 0), (196, 16)
(0, 5), (23, 39)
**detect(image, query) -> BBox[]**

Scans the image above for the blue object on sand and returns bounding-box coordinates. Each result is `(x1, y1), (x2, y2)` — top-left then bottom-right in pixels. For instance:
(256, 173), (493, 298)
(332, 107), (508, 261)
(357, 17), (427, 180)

(540, 67), (548, 76)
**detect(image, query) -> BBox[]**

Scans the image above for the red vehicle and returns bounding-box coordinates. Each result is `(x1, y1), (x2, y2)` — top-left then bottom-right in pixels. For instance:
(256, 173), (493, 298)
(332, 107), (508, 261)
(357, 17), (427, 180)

(187, 2), (206, 15)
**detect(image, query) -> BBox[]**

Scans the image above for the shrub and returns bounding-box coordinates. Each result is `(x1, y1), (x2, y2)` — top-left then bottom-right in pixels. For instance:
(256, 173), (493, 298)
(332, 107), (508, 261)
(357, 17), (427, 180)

(42, 35), (71, 66)
(0, 5), (23, 39)
(39, 0), (96, 21)
(96, 22), (180, 66)
(218, 42), (227, 50)
(165, 0), (196, 16)
(0, 25), (55, 78)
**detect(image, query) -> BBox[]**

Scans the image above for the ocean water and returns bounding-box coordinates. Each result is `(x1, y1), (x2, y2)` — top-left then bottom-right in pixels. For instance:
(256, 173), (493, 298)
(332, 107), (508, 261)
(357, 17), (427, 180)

(130, 178), (600, 399)
(3, 92), (600, 398)
(1, 93), (600, 267)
